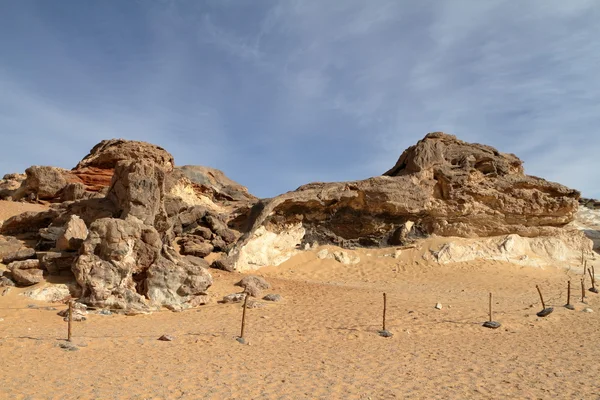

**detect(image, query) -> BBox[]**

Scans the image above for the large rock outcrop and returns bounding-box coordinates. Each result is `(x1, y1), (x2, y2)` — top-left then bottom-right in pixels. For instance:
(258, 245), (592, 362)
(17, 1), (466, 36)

(230, 132), (580, 270)
(71, 139), (174, 193)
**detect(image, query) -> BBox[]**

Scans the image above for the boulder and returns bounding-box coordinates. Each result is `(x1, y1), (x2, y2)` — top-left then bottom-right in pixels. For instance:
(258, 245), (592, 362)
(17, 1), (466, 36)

(22, 284), (77, 303)
(263, 294), (282, 302)
(60, 183), (88, 202)
(1, 247), (35, 264)
(235, 275), (271, 297)
(107, 160), (169, 229)
(211, 257), (235, 272)
(75, 139), (175, 172)
(56, 215), (88, 251)
(0, 173), (26, 199)
(8, 259), (44, 286)
(72, 217), (161, 309)
(23, 166), (68, 200)
(180, 240), (214, 258)
(221, 293), (246, 303)
(145, 256), (213, 308)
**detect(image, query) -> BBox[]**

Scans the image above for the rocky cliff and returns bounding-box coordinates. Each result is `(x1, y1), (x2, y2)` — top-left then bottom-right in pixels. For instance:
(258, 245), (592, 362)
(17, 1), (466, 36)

(229, 132), (580, 270)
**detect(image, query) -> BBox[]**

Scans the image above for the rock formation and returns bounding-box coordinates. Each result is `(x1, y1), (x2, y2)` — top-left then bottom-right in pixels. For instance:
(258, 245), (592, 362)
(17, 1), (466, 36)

(229, 132), (580, 270)
(0, 132), (588, 307)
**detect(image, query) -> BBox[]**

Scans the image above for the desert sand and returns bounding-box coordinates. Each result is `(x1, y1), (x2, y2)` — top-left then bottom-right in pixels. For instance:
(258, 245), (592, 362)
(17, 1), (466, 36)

(1, 201), (599, 399)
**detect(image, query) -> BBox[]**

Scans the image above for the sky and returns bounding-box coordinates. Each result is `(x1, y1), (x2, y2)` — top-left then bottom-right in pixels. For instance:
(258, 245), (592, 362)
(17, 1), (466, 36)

(1, 1), (599, 199)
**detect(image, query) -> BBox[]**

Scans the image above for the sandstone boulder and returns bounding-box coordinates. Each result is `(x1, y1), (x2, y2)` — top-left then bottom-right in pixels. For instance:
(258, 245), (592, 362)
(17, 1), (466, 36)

(8, 259), (44, 286)
(23, 166), (68, 200)
(56, 215), (88, 251)
(70, 139), (174, 193)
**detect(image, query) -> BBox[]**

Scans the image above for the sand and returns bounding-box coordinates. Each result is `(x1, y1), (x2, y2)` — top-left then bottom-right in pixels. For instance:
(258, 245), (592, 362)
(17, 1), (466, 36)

(1, 203), (599, 399)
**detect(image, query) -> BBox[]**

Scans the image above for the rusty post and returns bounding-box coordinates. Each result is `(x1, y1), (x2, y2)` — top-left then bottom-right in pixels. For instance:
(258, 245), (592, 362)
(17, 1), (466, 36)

(67, 300), (73, 342)
(240, 294), (248, 340)
(382, 293), (387, 331)
(536, 285), (546, 309)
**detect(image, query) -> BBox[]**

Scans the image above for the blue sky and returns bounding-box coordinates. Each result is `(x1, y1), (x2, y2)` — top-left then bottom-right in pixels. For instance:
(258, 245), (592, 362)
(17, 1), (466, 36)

(1, 1), (599, 198)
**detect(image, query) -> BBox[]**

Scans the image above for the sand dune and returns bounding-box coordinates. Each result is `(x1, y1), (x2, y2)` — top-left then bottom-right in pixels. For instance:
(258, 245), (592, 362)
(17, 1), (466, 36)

(1, 237), (599, 398)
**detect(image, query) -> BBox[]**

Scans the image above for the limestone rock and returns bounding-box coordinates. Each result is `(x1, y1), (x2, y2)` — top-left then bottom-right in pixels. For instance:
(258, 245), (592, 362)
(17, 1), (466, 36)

(145, 256), (213, 308)
(0, 173), (25, 199)
(235, 275), (271, 297)
(22, 166), (68, 200)
(56, 215), (88, 251)
(22, 284), (76, 303)
(180, 239), (214, 258)
(221, 293), (246, 303)
(72, 217), (161, 310)
(8, 259), (44, 286)
(263, 294), (282, 302)
(332, 251), (360, 265)
(107, 160), (168, 228)
(229, 132), (579, 266)
(211, 257), (235, 272)
(2, 247), (36, 264)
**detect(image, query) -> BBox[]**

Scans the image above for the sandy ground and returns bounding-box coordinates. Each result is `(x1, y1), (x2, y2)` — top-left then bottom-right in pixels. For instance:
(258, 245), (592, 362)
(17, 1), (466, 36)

(1, 202), (600, 399)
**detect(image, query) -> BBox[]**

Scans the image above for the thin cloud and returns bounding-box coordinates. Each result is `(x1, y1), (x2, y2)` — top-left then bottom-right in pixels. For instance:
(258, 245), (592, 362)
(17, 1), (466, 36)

(0, 1), (598, 198)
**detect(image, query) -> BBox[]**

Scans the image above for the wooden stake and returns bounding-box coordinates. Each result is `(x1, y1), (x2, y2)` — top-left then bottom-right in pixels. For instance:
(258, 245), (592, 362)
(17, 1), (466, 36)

(240, 294), (248, 340)
(536, 285), (546, 309)
(67, 300), (73, 342)
(488, 292), (493, 322)
(567, 281), (571, 305)
(581, 278), (586, 302)
(382, 293), (387, 331)
(592, 265), (597, 288)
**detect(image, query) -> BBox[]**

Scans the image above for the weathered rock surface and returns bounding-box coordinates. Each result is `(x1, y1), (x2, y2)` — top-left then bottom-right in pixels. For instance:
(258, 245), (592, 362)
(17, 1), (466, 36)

(8, 259), (44, 286)
(56, 215), (88, 251)
(175, 165), (256, 204)
(38, 251), (77, 275)
(72, 216), (161, 309)
(229, 132), (579, 270)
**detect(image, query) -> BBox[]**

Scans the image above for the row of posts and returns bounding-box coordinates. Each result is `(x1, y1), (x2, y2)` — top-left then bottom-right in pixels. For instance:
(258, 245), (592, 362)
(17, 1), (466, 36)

(64, 261), (598, 343)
